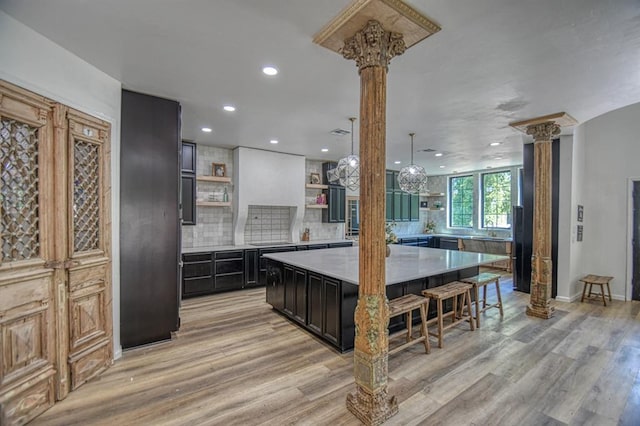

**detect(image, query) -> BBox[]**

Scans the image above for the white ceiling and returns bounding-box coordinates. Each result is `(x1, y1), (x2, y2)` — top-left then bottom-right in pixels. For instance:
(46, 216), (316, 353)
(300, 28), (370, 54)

(2, 0), (640, 173)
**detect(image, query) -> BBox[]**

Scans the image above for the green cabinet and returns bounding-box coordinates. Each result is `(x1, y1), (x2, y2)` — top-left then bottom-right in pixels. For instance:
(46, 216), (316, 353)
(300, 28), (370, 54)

(385, 170), (419, 222)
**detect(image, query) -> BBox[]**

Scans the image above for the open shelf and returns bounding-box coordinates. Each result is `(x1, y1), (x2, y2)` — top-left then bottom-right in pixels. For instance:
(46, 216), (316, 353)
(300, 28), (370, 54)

(197, 176), (232, 183)
(305, 183), (328, 190)
(420, 207), (445, 211)
(306, 204), (328, 209)
(419, 192), (445, 197)
(197, 201), (231, 207)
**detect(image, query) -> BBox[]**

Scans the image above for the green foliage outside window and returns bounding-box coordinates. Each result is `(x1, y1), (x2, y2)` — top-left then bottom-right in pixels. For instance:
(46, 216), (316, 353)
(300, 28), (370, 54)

(450, 175), (473, 228)
(482, 171), (511, 228)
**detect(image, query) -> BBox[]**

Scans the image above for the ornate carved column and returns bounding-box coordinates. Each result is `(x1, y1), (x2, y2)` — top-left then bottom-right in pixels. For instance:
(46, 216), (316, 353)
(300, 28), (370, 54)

(511, 112), (577, 319)
(314, 2), (440, 424)
(341, 20), (405, 425)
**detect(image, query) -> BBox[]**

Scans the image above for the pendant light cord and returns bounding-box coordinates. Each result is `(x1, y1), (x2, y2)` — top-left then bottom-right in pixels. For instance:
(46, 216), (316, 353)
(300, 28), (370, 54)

(409, 132), (415, 164)
(350, 117), (356, 155)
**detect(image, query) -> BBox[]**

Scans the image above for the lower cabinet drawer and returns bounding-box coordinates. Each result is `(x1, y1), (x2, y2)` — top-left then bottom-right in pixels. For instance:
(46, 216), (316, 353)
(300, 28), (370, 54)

(215, 259), (243, 274)
(215, 273), (244, 291)
(183, 261), (211, 278)
(183, 276), (214, 297)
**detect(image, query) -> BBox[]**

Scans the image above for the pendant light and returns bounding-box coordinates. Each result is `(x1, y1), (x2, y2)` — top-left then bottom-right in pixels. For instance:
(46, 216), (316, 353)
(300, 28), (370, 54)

(336, 117), (360, 191)
(397, 132), (428, 194)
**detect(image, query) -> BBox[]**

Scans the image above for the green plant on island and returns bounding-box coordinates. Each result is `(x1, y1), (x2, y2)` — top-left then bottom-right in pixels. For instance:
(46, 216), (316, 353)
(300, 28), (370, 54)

(424, 219), (436, 233)
(385, 222), (398, 245)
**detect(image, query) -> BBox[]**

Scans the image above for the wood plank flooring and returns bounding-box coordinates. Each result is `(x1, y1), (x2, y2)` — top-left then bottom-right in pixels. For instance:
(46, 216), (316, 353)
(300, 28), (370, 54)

(32, 273), (640, 425)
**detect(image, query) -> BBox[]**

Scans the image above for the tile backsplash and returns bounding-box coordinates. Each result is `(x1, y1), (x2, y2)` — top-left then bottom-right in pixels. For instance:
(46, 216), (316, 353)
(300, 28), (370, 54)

(244, 206), (293, 243)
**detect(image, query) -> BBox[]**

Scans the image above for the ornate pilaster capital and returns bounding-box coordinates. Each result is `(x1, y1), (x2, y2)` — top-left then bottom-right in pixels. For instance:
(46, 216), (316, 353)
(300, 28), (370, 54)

(341, 20), (406, 72)
(525, 121), (561, 143)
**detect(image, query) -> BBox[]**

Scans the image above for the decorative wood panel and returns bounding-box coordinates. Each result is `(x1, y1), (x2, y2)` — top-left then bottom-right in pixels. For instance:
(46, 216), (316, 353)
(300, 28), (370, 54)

(0, 80), (112, 423)
(0, 369), (55, 426)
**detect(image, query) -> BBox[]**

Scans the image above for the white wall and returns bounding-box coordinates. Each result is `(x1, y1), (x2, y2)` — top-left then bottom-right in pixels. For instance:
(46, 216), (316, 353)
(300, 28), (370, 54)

(0, 12), (123, 358)
(233, 147), (305, 245)
(568, 102), (640, 300)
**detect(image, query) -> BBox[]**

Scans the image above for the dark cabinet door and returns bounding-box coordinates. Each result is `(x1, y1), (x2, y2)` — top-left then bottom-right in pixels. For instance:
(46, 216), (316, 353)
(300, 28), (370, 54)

(393, 191), (402, 220)
(283, 266), (307, 323)
(265, 260), (284, 310)
(244, 249), (258, 287)
(214, 250), (244, 291)
(323, 277), (340, 345)
(328, 242), (353, 248)
(293, 268), (307, 324)
(308, 274), (323, 334)
(323, 185), (346, 223)
(181, 175), (196, 226)
(181, 141), (196, 173)
(284, 266), (296, 316)
(181, 141), (196, 226)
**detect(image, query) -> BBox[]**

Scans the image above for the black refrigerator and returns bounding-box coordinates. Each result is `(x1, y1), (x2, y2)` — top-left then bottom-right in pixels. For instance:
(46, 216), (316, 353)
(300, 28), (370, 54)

(512, 205), (532, 293)
(513, 141), (560, 296)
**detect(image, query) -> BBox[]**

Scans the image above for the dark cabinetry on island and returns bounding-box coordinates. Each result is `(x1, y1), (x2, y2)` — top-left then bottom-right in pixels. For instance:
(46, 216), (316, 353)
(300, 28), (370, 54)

(265, 257), (476, 352)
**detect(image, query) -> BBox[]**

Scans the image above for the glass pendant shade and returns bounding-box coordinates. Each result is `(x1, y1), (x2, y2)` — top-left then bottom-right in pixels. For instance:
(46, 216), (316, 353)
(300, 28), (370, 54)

(336, 117), (360, 191)
(398, 132), (428, 194)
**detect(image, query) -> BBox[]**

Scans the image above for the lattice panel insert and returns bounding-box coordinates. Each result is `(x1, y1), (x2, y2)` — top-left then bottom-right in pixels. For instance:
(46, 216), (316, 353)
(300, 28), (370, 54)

(73, 140), (101, 252)
(0, 119), (40, 262)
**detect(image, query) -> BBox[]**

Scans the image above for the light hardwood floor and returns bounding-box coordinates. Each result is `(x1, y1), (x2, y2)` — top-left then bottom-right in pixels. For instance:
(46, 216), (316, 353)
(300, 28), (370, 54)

(32, 273), (640, 425)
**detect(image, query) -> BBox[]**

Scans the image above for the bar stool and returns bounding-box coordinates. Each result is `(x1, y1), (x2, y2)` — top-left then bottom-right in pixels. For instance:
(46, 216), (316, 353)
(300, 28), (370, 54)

(388, 294), (430, 354)
(422, 282), (474, 348)
(459, 272), (503, 328)
(580, 274), (613, 306)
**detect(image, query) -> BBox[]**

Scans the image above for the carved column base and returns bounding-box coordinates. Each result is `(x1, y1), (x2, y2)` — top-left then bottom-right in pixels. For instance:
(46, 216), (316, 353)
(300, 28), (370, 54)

(346, 384), (398, 426)
(526, 303), (555, 319)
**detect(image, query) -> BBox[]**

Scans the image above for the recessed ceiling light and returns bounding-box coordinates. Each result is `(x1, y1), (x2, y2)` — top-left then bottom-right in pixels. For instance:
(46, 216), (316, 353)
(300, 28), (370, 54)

(201, 127), (212, 133)
(262, 66), (278, 76)
(394, 160), (401, 164)
(486, 166), (493, 169)
(270, 139), (278, 144)
(495, 156), (503, 160)
(435, 153), (443, 157)
(223, 105), (236, 112)
(439, 165), (446, 168)
(321, 148), (329, 152)
(490, 142), (501, 146)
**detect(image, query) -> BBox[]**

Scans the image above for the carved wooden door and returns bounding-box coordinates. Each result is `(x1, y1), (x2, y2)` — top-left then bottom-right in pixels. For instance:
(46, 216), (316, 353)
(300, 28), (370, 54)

(0, 82), (57, 424)
(55, 106), (112, 396)
(0, 81), (112, 425)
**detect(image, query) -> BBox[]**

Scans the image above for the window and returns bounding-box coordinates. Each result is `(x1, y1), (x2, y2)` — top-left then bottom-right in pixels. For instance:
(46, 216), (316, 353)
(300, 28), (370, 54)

(449, 175), (474, 228)
(482, 170), (512, 228)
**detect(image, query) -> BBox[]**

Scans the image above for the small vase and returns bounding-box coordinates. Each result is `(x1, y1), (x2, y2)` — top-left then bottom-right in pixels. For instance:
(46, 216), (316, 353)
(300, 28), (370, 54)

(386, 245), (391, 257)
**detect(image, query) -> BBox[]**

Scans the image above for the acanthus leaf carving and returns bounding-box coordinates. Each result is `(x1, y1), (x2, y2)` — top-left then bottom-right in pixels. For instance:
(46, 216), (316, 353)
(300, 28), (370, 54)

(340, 20), (406, 73)
(526, 121), (561, 142)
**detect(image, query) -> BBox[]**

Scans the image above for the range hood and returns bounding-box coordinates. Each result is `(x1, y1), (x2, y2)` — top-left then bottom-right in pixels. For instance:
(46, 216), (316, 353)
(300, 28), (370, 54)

(232, 147), (305, 245)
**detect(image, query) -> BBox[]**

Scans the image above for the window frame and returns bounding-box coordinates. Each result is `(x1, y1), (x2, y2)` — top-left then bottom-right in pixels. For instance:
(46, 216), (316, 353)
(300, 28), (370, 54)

(481, 170), (512, 229)
(448, 174), (474, 229)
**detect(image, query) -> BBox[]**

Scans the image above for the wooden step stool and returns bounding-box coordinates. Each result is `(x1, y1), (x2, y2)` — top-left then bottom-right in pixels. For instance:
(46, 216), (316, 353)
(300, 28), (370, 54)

(422, 282), (474, 348)
(459, 272), (504, 328)
(580, 274), (613, 306)
(388, 294), (430, 355)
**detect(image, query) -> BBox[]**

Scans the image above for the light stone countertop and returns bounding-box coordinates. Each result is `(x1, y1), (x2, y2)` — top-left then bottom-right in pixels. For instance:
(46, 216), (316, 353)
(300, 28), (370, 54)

(263, 245), (508, 285)
(182, 239), (353, 254)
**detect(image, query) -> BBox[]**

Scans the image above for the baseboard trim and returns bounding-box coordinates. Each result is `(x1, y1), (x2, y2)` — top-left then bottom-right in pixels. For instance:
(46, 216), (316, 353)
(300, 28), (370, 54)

(114, 346), (123, 360)
(556, 293), (627, 303)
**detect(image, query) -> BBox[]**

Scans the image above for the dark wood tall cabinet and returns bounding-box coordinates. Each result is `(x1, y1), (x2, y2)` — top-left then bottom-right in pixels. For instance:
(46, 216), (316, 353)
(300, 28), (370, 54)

(515, 140), (559, 297)
(120, 90), (181, 348)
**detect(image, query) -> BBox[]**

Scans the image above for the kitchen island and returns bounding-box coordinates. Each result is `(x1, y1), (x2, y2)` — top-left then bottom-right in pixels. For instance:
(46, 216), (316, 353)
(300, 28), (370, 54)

(264, 246), (507, 352)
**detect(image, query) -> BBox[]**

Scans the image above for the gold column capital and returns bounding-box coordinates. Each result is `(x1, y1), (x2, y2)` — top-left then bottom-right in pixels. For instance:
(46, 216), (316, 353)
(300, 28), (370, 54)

(526, 121), (561, 143)
(341, 20), (406, 72)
